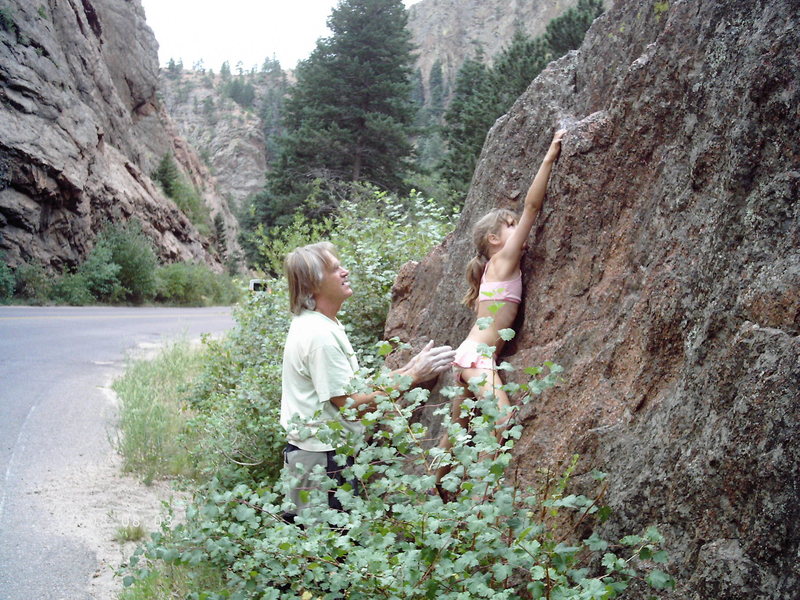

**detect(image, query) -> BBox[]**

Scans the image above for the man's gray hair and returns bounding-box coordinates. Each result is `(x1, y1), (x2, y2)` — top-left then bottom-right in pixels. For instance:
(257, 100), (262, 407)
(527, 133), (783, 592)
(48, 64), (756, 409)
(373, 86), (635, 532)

(284, 241), (338, 315)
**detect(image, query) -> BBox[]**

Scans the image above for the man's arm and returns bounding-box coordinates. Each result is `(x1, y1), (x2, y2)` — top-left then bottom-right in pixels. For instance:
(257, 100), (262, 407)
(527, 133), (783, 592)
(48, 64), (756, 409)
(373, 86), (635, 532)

(330, 340), (456, 410)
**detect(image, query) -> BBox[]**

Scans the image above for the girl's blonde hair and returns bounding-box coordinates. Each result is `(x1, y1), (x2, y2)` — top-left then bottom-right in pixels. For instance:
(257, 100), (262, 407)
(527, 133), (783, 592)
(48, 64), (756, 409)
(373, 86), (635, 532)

(461, 208), (518, 308)
(284, 241), (337, 315)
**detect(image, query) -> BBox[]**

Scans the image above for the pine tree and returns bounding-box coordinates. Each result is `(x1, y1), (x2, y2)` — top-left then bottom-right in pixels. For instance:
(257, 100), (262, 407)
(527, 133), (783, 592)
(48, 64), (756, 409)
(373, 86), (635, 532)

(263, 0), (416, 225)
(545, 0), (605, 58)
(490, 30), (549, 111)
(438, 56), (494, 197)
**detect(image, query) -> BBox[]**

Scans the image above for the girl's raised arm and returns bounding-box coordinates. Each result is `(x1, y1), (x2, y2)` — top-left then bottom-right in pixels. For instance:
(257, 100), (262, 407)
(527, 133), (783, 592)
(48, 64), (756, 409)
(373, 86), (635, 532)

(495, 129), (565, 267)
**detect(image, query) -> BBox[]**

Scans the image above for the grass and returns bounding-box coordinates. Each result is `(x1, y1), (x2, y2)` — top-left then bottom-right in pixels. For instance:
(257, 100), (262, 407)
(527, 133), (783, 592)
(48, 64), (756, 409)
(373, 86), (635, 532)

(119, 563), (226, 600)
(114, 524), (147, 543)
(112, 339), (206, 484)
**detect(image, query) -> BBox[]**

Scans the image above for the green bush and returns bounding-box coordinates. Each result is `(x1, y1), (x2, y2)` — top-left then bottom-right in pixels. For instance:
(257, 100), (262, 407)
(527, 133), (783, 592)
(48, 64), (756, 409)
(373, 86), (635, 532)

(123, 359), (674, 599)
(77, 240), (124, 301)
(99, 222), (158, 304)
(119, 191), (460, 595)
(51, 272), (94, 305)
(0, 258), (14, 302)
(13, 260), (51, 304)
(155, 262), (241, 306)
(182, 285), (292, 486)
(255, 185), (456, 355)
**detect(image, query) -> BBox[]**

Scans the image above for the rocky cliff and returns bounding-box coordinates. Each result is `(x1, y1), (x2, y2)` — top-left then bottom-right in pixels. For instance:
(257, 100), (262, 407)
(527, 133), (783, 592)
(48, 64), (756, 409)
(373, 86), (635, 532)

(386, 0), (799, 596)
(159, 66), (287, 210)
(0, 0), (240, 271)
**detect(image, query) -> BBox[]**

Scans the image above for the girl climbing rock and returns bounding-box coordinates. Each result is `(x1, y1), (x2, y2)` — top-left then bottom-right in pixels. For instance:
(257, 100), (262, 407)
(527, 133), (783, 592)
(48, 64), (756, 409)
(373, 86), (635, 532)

(435, 128), (565, 498)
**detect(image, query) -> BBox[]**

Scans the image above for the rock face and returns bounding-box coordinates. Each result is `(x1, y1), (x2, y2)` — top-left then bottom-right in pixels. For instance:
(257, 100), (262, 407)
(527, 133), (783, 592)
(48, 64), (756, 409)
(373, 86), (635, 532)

(159, 67), (286, 210)
(386, 0), (799, 596)
(408, 0), (583, 102)
(0, 0), (240, 271)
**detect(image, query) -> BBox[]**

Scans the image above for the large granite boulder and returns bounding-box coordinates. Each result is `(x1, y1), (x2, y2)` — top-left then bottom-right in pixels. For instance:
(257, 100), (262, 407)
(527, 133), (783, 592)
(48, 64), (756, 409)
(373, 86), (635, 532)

(386, 0), (799, 596)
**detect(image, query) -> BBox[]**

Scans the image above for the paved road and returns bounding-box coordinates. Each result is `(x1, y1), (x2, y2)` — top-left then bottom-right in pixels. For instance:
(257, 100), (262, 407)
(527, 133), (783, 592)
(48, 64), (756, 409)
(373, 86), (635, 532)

(0, 306), (235, 599)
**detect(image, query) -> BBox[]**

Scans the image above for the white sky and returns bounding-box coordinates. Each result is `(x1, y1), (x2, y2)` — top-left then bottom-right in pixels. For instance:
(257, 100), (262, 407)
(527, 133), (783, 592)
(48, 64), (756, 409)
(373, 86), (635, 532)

(140, 0), (423, 72)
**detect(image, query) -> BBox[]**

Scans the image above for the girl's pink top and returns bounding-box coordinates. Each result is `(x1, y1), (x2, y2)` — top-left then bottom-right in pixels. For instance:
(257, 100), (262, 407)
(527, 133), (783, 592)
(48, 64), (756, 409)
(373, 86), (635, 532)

(478, 268), (522, 304)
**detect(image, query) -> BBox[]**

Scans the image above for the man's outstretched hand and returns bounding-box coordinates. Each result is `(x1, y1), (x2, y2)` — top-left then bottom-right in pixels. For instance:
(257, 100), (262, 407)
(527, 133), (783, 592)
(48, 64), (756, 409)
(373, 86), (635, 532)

(400, 340), (456, 385)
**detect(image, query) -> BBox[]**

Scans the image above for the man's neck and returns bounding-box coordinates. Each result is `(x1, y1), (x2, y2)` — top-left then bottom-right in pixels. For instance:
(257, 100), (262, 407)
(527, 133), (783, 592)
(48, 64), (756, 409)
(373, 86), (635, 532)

(314, 300), (342, 321)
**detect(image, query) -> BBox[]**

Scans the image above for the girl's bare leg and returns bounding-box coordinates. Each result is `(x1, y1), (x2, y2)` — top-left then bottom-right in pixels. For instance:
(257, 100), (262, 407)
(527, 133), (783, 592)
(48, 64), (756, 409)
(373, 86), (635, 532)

(434, 368), (513, 499)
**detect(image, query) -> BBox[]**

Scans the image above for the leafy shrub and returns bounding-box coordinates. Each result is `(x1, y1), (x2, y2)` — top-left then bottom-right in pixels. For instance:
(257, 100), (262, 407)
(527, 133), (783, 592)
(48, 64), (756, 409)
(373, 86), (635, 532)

(0, 258), (14, 302)
(182, 285), (292, 486)
(13, 260), (51, 304)
(120, 191), (459, 595)
(155, 262), (241, 306)
(255, 186), (456, 355)
(77, 239), (124, 301)
(51, 272), (94, 305)
(123, 359), (674, 599)
(99, 222), (158, 304)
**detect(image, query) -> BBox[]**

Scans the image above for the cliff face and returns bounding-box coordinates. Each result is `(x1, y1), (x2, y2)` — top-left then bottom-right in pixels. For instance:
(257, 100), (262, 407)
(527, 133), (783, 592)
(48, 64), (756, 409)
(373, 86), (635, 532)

(0, 0), (240, 270)
(159, 68), (286, 210)
(387, 0), (799, 596)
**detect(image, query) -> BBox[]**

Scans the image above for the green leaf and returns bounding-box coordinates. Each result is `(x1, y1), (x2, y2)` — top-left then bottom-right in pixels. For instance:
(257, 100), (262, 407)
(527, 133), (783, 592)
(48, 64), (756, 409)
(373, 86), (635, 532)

(645, 569), (675, 589)
(620, 534), (643, 546)
(644, 526), (664, 543)
(477, 316), (494, 330)
(585, 532), (608, 552)
(487, 301), (505, 314)
(590, 468), (608, 481)
(597, 505), (612, 522)
(652, 549), (670, 563)
(498, 328), (516, 341)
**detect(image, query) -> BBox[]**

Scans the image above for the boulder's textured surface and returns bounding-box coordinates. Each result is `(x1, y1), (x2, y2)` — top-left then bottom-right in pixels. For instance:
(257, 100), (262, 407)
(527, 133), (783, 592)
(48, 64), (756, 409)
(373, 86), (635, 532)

(386, 0), (799, 596)
(0, 0), (240, 270)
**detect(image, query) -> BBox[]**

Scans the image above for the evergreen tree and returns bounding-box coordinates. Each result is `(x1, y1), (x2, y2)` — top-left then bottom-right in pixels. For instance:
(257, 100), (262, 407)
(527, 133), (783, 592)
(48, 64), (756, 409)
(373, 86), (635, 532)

(152, 153), (180, 198)
(166, 58), (183, 79)
(489, 30), (549, 111)
(223, 77), (256, 108)
(438, 56), (494, 197)
(258, 59), (289, 160)
(428, 59), (445, 118)
(545, 0), (605, 58)
(219, 61), (231, 81)
(263, 0), (416, 225)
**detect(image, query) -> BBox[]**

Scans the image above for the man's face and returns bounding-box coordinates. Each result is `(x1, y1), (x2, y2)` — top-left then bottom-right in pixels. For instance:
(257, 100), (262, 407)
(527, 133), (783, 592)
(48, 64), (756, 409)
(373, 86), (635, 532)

(315, 252), (352, 305)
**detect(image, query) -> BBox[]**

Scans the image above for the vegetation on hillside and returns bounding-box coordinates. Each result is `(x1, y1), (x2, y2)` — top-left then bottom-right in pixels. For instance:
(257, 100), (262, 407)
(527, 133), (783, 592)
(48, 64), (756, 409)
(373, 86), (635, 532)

(1, 222), (240, 307)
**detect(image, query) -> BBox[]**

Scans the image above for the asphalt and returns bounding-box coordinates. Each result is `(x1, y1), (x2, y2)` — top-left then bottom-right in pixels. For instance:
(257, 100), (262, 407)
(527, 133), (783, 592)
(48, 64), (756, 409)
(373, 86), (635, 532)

(0, 305), (235, 599)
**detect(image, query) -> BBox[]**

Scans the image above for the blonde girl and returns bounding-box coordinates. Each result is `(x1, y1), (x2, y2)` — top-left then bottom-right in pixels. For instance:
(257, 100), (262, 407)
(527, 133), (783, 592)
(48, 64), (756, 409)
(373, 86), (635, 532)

(436, 129), (564, 493)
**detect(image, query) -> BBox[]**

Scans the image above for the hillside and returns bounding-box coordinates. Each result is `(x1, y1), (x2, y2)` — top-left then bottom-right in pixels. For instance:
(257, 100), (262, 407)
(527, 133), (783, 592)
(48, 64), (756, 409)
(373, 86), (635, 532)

(386, 0), (800, 596)
(158, 64), (288, 211)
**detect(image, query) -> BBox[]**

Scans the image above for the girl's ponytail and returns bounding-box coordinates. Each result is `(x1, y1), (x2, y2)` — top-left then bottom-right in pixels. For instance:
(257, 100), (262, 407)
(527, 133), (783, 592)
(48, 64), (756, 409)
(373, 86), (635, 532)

(461, 254), (488, 309)
(461, 208), (517, 310)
